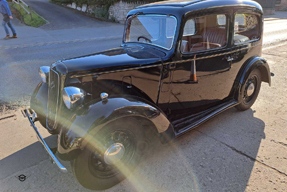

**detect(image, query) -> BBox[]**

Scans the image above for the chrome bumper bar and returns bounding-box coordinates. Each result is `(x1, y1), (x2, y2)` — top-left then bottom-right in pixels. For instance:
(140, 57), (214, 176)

(24, 109), (67, 173)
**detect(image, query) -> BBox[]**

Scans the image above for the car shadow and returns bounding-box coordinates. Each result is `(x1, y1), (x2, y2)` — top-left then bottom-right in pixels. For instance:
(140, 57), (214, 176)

(135, 107), (265, 192)
(0, 107), (265, 192)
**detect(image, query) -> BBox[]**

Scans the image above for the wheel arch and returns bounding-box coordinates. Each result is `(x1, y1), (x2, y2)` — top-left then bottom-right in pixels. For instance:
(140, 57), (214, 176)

(237, 56), (271, 86)
(30, 81), (48, 128)
(230, 56), (271, 101)
(57, 96), (175, 160)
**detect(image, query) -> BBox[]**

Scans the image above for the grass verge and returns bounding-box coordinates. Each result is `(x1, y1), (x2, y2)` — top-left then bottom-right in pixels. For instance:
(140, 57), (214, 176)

(11, 2), (47, 27)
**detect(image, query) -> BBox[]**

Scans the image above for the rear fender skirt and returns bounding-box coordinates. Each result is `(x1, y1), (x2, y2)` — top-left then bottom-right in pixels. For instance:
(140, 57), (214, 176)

(232, 56), (271, 101)
(57, 96), (175, 158)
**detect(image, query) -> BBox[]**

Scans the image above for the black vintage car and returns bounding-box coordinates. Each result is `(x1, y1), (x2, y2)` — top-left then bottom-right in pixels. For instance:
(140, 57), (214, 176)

(24, 0), (271, 190)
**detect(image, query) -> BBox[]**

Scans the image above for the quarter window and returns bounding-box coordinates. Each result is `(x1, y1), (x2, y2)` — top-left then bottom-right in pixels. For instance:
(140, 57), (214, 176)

(217, 15), (226, 25)
(234, 13), (260, 44)
(183, 19), (196, 36)
(181, 14), (227, 53)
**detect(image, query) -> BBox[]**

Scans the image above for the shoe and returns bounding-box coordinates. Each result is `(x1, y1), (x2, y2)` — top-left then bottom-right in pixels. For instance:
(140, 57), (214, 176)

(11, 34), (17, 38)
(4, 35), (10, 39)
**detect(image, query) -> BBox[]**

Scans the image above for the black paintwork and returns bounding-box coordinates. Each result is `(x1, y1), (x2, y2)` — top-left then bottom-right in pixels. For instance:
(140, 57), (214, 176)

(29, 0), (271, 160)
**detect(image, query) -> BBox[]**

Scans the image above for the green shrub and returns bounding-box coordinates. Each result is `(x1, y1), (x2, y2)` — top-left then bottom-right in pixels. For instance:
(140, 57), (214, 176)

(50, 0), (163, 21)
(92, 6), (109, 19)
(11, 3), (46, 27)
(52, 0), (162, 7)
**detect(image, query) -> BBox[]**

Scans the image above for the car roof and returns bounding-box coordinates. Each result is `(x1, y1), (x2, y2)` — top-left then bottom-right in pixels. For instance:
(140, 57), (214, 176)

(137, 0), (204, 8)
(132, 0), (263, 16)
(137, 0), (205, 8)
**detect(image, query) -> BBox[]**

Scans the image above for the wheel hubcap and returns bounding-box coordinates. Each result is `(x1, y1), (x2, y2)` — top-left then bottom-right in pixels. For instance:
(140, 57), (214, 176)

(246, 82), (255, 97)
(104, 143), (125, 165)
(89, 130), (135, 178)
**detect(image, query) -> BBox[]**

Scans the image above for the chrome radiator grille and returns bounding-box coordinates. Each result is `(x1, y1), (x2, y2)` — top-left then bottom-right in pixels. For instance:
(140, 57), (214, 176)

(47, 69), (60, 129)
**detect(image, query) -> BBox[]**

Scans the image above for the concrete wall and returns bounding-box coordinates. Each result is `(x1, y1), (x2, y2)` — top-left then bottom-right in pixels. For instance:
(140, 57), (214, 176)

(108, 1), (146, 24)
(66, 1), (147, 24)
(254, 0), (276, 15)
(275, 0), (287, 11)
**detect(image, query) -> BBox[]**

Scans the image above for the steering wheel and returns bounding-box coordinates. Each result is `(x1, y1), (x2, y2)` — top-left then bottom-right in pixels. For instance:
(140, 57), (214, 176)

(137, 36), (152, 43)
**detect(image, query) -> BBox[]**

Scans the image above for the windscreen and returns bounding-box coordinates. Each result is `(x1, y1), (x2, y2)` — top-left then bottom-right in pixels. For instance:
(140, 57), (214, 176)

(125, 15), (177, 50)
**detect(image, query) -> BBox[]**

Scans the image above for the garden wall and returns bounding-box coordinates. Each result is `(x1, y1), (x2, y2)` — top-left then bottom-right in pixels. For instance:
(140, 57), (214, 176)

(65, 1), (147, 24)
(109, 1), (146, 24)
(254, 0), (276, 15)
(275, 0), (287, 11)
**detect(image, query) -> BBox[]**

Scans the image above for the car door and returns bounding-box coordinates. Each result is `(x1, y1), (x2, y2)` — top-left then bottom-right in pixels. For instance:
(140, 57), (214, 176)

(168, 11), (236, 120)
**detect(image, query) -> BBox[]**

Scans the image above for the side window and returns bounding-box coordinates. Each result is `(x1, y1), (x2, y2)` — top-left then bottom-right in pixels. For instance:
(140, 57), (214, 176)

(181, 14), (227, 53)
(217, 15), (226, 25)
(183, 19), (196, 36)
(234, 13), (260, 44)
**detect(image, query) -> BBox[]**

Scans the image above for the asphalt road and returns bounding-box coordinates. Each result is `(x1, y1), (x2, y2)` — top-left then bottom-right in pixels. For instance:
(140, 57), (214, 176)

(25, 0), (115, 30)
(0, 2), (124, 107)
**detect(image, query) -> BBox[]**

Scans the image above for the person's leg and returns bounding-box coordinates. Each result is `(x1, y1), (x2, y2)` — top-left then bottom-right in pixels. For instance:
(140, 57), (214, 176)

(7, 21), (17, 37)
(2, 20), (10, 37)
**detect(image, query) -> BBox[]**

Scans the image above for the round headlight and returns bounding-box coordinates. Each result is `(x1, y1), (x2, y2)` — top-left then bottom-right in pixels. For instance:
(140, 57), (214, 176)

(63, 87), (86, 109)
(39, 66), (50, 83)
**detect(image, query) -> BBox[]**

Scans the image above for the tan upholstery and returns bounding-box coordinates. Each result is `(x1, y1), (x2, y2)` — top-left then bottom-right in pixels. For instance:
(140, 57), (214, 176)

(203, 27), (226, 45)
(190, 27), (226, 52)
(191, 42), (221, 52)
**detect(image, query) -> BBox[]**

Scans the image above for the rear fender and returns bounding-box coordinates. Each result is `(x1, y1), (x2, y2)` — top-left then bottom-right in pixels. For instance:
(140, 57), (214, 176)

(237, 56), (271, 86)
(232, 56), (271, 101)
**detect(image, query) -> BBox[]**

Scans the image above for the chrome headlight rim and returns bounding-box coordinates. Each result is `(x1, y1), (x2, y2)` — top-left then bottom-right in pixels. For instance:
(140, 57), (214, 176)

(63, 86), (86, 109)
(39, 66), (50, 83)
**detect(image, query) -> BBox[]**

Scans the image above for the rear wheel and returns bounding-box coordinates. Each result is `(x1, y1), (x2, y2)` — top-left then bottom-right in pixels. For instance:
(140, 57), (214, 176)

(71, 118), (150, 190)
(236, 68), (261, 111)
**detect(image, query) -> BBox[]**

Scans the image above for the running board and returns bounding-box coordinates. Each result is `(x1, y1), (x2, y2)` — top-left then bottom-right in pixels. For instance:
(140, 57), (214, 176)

(175, 100), (238, 137)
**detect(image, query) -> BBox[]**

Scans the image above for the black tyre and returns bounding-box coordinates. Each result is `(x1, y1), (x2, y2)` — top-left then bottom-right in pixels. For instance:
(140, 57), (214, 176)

(236, 68), (261, 111)
(71, 118), (150, 190)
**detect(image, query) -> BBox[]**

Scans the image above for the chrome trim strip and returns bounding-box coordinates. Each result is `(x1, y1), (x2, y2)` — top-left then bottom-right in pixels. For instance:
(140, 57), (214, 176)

(46, 69), (60, 130)
(175, 100), (238, 137)
(24, 109), (67, 173)
(71, 43), (261, 78)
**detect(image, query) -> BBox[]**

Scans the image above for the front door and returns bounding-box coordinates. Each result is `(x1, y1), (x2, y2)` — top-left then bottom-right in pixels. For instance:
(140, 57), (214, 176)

(168, 12), (235, 120)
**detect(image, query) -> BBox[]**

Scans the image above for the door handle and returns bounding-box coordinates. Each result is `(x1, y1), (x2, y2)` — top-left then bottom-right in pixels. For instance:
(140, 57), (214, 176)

(169, 63), (176, 69)
(225, 56), (234, 62)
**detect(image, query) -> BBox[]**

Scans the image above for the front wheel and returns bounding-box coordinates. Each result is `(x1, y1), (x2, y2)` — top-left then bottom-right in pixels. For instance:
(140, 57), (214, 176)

(236, 68), (261, 111)
(71, 118), (149, 190)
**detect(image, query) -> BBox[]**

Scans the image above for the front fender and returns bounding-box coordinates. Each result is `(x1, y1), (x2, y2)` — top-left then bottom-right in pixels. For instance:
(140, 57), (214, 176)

(57, 96), (175, 159)
(30, 82), (48, 127)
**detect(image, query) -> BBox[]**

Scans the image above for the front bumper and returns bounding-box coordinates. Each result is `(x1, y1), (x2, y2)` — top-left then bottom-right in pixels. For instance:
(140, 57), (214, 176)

(23, 109), (67, 173)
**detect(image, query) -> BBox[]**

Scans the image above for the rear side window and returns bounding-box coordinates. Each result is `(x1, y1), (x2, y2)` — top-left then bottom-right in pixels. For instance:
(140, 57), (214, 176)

(181, 14), (227, 53)
(183, 19), (196, 36)
(234, 13), (260, 44)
